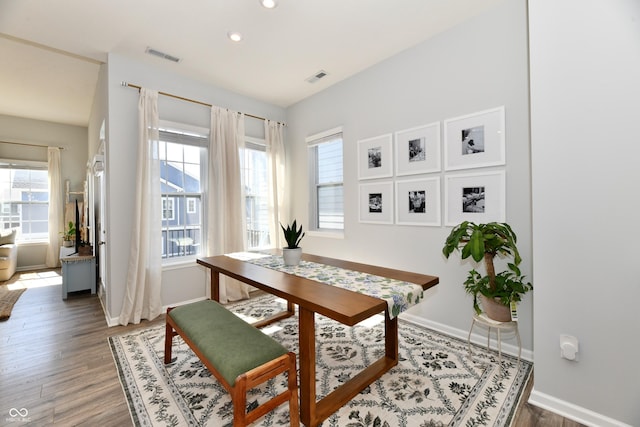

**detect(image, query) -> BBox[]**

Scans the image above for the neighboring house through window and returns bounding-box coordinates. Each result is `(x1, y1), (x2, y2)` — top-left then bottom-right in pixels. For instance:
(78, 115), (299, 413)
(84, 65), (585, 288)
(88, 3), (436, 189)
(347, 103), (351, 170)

(0, 160), (49, 241)
(307, 127), (344, 232)
(159, 121), (208, 261)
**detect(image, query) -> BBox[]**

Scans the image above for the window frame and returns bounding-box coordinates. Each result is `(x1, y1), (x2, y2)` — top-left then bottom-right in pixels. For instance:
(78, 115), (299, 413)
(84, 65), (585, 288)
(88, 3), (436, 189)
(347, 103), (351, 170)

(158, 120), (208, 265)
(307, 127), (344, 237)
(0, 159), (49, 242)
(242, 136), (271, 250)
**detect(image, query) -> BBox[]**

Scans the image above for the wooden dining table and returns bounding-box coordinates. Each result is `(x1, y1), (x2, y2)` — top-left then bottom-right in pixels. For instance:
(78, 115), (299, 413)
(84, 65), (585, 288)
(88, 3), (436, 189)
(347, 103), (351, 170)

(197, 252), (439, 427)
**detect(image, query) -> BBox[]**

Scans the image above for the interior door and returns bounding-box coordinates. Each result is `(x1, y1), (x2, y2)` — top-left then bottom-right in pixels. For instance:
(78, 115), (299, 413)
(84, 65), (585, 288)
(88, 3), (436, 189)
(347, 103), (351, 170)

(91, 146), (107, 305)
(97, 165), (107, 298)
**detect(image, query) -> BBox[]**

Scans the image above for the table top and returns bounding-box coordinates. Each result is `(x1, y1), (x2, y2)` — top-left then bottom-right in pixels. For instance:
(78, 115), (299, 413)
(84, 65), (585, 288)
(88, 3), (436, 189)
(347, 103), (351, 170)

(197, 252), (438, 326)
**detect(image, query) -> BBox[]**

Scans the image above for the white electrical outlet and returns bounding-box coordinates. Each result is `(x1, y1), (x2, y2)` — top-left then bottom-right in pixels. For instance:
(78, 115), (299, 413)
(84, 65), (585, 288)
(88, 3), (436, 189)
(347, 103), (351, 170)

(560, 334), (579, 361)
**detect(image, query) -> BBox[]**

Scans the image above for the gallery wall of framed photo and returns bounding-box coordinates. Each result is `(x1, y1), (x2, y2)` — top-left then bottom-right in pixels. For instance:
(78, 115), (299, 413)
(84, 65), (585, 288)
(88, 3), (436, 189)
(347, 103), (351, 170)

(357, 105), (506, 227)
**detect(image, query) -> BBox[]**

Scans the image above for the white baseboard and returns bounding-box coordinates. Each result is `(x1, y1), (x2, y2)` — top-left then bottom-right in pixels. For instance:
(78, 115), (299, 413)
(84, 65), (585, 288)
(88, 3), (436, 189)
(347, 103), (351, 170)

(162, 297), (209, 312)
(103, 296), (209, 327)
(16, 264), (48, 272)
(528, 389), (632, 427)
(399, 312), (533, 361)
(98, 294), (118, 327)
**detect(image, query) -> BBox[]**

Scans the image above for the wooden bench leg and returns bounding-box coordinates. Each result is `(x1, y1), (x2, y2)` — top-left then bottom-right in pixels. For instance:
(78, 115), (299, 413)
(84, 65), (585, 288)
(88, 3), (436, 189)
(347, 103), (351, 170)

(235, 352), (300, 427)
(287, 352), (301, 427)
(164, 307), (176, 364)
(233, 377), (248, 427)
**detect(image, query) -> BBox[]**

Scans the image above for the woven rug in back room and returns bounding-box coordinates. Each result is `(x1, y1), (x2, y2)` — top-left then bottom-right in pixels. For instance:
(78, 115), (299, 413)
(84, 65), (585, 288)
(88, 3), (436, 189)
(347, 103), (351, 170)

(0, 269), (63, 321)
(110, 294), (532, 427)
(0, 284), (26, 321)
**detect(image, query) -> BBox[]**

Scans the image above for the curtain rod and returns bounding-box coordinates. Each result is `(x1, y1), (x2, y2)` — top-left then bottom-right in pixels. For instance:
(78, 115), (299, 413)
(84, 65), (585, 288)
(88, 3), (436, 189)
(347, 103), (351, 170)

(121, 82), (286, 127)
(0, 140), (64, 150)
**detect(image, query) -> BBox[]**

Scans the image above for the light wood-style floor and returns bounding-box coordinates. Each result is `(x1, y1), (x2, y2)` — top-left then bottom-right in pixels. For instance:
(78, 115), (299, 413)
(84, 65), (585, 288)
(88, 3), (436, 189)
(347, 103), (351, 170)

(0, 269), (584, 426)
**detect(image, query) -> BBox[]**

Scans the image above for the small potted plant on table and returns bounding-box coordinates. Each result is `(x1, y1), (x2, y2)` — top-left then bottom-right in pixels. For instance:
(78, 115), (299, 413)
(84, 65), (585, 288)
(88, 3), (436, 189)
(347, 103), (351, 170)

(442, 221), (532, 321)
(280, 220), (305, 266)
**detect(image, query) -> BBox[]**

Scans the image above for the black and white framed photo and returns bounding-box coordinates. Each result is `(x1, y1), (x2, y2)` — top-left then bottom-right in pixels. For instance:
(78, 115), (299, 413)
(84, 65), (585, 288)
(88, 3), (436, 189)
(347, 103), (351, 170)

(395, 177), (441, 226)
(444, 106), (505, 171)
(395, 122), (441, 176)
(357, 134), (393, 180)
(444, 171), (505, 225)
(359, 181), (393, 224)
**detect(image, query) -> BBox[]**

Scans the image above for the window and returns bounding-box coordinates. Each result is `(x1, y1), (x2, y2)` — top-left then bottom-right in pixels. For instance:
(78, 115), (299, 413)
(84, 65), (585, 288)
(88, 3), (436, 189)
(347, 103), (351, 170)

(241, 138), (270, 249)
(158, 122), (208, 261)
(308, 128), (344, 231)
(162, 198), (175, 221)
(0, 161), (49, 241)
(187, 197), (197, 214)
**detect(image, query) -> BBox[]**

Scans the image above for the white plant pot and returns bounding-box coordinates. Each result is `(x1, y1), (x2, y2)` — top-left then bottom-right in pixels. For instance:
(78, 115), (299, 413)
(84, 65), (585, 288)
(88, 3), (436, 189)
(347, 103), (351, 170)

(63, 240), (74, 247)
(282, 247), (302, 266)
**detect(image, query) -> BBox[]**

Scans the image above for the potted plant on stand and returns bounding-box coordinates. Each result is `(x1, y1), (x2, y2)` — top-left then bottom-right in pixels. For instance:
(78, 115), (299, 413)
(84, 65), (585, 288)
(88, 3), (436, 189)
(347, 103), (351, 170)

(442, 221), (532, 321)
(280, 220), (305, 266)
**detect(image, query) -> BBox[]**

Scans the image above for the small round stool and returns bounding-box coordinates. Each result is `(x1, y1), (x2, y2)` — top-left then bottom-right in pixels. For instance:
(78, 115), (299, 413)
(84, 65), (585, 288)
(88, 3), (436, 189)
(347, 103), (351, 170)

(467, 313), (521, 370)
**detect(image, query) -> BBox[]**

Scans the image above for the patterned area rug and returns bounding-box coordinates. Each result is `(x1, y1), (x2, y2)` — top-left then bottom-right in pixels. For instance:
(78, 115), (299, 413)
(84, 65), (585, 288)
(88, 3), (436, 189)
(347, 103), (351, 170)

(0, 284), (26, 321)
(109, 294), (532, 427)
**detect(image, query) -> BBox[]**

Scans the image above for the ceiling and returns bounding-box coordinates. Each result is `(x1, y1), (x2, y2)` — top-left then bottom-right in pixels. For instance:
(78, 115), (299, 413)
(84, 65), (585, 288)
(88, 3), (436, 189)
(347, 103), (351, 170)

(0, 0), (502, 127)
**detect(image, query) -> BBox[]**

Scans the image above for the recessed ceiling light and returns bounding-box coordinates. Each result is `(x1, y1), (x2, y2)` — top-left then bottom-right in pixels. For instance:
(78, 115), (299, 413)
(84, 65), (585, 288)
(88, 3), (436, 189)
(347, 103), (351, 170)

(260, 0), (277, 8)
(227, 31), (243, 42)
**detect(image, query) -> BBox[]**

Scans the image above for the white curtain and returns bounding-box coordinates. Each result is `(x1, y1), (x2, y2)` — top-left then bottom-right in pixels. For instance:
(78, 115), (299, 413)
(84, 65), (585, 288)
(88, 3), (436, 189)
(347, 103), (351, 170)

(264, 120), (286, 249)
(206, 106), (249, 303)
(45, 147), (62, 267)
(119, 88), (163, 325)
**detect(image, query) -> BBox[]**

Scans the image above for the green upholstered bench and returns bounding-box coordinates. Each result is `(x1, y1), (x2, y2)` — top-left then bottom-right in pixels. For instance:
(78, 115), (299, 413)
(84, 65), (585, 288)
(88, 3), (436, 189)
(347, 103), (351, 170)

(164, 299), (299, 427)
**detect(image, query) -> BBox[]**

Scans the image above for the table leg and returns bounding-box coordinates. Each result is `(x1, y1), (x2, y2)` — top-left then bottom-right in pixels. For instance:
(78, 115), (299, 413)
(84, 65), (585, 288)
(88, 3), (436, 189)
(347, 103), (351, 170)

(298, 307), (316, 426)
(299, 308), (399, 427)
(385, 311), (399, 360)
(210, 270), (220, 301)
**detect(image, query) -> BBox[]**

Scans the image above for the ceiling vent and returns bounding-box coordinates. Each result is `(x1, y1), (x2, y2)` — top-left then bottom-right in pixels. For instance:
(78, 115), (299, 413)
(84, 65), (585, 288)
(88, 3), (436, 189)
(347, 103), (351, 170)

(145, 47), (181, 63)
(306, 70), (328, 84)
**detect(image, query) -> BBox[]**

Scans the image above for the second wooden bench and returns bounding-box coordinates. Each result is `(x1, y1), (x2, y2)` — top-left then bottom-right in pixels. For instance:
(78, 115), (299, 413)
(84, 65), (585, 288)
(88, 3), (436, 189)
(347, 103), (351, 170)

(164, 299), (299, 426)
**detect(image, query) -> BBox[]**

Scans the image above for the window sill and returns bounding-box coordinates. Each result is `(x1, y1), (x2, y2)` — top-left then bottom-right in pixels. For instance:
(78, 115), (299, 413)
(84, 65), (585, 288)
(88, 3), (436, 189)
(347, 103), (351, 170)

(162, 257), (199, 271)
(306, 230), (344, 239)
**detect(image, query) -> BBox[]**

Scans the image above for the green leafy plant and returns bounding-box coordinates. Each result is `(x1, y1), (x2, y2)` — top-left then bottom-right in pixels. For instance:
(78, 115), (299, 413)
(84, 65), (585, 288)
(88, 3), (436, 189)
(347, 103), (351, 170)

(442, 221), (532, 315)
(60, 221), (76, 241)
(280, 220), (305, 249)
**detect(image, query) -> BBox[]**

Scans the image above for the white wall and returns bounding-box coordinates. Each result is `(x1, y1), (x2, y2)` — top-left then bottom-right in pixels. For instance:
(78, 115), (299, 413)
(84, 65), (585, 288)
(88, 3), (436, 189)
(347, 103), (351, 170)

(0, 114), (88, 270)
(87, 63), (109, 307)
(529, 1), (640, 426)
(100, 53), (286, 322)
(285, 0), (533, 349)
(88, 64), (108, 161)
